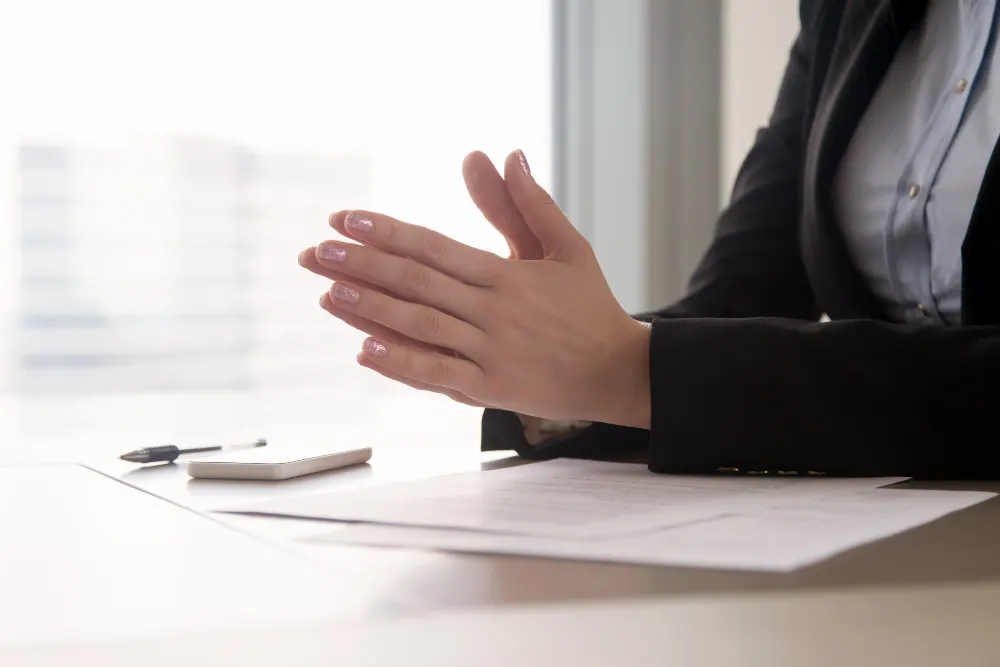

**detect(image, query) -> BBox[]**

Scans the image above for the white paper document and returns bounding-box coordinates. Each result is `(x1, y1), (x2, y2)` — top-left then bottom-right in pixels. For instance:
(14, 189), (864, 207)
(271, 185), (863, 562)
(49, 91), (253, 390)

(236, 459), (907, 538)
(315, 488), (995, 572)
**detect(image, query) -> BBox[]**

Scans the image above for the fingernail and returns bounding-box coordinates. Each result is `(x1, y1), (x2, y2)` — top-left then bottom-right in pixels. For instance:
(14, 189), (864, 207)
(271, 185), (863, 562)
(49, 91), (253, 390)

(363, 337), (388, 357)
(345, 211), (375, 236)
(317, 242), (346, 263)
(332, 282), (360, 304)
(516, 149), (531, 178)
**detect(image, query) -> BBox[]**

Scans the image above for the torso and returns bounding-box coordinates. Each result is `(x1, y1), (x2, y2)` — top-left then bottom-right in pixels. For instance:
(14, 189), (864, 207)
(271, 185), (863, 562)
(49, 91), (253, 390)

(832, 0), (1000, 326)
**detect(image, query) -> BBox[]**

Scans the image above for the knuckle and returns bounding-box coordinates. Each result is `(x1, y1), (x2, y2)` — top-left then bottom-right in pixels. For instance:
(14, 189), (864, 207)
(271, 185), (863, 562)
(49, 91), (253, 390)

(353, 247), (375, 276)
(426, 356), (450, 385)
(394, 346), (414, 372)
(401, 262), (433, 297)
(422, 232), (449, 262)
(381, 219), (397, 243)
(362, 291), (385, 316)
(412, 307), (441, 340)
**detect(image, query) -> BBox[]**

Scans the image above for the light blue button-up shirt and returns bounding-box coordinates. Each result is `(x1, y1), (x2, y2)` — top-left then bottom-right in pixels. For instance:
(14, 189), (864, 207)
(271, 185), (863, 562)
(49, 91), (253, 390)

(834, 0), (1000, 326)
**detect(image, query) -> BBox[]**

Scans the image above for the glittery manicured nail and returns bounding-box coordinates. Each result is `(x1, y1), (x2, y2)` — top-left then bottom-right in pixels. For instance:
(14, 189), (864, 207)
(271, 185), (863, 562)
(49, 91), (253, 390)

(332, 282), (360, 304)
(345, 211), (374, 236)
(316, 242), (346, 263)
(363, 337), (388, 357)
(516, 149), (531, 178)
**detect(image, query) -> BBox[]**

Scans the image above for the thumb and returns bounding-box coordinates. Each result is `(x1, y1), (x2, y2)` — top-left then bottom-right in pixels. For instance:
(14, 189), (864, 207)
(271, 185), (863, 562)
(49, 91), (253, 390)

(503, 149), (586, 260)
(462, 151), (542, 260)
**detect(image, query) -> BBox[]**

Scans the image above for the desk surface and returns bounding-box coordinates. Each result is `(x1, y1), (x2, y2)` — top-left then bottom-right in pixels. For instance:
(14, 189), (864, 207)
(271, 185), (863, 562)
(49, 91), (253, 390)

(88, 449), (1000, 616)
(12, 582), (1000, 666)
(6, 449), (1000, 665)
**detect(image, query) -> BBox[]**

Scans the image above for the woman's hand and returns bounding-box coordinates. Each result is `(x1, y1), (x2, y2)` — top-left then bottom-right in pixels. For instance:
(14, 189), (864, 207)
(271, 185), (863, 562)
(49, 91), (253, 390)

(298, 151), (540, 409)
(299, 150), (651, 428)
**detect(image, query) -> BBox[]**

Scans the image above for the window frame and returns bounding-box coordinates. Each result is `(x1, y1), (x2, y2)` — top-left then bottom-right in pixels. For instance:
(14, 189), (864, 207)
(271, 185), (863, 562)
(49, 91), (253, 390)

(552, 0), (723, 312)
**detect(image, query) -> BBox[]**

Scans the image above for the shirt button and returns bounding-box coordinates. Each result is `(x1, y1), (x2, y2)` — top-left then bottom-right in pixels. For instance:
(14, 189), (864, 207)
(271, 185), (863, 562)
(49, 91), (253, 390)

(918, 303), (929, 316)
(955, 78), (969, 93)
(908, 183), (921, 199)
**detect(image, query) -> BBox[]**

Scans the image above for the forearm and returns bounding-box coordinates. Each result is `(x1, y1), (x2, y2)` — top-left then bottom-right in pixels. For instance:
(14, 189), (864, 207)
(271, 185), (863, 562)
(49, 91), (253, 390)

(488, 316), (1000, 478)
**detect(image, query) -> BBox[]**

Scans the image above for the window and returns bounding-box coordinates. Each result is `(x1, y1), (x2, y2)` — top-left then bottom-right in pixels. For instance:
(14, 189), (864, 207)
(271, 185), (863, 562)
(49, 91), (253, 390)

(1, 0), (552, 457)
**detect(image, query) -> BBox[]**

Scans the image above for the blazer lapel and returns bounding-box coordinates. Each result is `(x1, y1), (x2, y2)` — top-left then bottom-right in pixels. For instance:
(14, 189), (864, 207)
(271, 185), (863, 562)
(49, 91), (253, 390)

(962, 139), (1000, 324)
(801, 0), (929, 321)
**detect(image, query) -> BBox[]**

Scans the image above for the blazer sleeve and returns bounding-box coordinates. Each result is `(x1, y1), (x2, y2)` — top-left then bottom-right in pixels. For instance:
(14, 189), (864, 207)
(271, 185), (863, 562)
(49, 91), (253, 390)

(647, 317), (1000, 478)
(483, 4), (823, 464)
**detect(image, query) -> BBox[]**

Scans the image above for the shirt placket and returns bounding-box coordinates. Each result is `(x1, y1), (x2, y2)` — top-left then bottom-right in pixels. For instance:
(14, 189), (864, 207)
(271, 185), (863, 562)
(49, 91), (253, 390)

(886, 1), (996, 324)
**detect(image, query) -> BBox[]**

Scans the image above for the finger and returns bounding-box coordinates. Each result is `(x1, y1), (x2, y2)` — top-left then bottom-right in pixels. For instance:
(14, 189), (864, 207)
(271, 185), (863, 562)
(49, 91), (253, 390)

(328, 209), (501, 286)
(300, 247), (407, 299)
(330, 281), (486, 355)
(320, 292), (473, 359)
(462, 151), (542, 261)
(313, 239), (485, 326)
(322, 289), (484, 406)
(503, 149), (587, 261)
(359, 336), (482, 396)
(356, 353), (488, 408)
(300, 246), (348, 281)
(303, 246), (422, 304)
(319, 292), (437, 350)
(328, 210), (351, 239)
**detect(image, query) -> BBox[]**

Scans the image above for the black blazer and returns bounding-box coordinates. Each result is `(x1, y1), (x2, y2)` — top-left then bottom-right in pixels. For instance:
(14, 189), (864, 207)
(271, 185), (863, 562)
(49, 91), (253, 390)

(483, 0), (1000, 479)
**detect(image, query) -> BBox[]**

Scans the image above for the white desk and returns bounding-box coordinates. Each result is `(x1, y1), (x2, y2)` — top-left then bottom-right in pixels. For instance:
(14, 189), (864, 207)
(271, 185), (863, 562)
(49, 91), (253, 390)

(0, 463), (408, 648)
(4, 399), (1000, 664)
(86, 450), (1000, 611)
(8, 580), (1000, 666)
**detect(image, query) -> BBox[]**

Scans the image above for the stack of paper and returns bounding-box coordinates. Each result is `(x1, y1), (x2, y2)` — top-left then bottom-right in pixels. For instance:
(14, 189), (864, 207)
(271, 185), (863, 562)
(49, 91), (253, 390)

(232, 460), (995, 572)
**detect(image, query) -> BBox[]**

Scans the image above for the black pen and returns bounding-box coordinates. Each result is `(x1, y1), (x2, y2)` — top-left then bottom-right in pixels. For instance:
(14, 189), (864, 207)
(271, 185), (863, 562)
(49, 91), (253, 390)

(119, 438), (267, 464)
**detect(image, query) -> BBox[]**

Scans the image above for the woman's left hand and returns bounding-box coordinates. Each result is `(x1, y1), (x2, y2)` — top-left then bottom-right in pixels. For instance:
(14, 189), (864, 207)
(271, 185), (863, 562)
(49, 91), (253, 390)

(299, 150), (651, 428)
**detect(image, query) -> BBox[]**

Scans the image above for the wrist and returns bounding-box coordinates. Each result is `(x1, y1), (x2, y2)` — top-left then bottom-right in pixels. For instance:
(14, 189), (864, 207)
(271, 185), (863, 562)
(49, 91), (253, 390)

(600, 319), (652, 429)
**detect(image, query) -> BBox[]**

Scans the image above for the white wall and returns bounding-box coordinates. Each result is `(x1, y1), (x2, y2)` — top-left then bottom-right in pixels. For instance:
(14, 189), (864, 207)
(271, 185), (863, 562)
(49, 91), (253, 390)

(0, 6), (16, 391)
(720, 0), (799, 203)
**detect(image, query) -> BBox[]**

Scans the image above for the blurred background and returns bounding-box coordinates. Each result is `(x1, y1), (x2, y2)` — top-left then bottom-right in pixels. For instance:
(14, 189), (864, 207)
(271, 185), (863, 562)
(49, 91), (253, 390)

(0, 0), (797, 461)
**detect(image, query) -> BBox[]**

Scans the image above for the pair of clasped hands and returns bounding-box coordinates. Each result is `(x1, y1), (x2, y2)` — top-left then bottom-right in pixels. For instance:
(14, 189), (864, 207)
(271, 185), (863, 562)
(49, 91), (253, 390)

(298, 150), (651, 430)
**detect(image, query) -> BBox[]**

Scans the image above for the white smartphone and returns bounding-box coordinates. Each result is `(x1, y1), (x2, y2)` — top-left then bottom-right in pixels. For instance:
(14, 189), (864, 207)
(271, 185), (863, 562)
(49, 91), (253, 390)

(186, 446), (372, 481)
